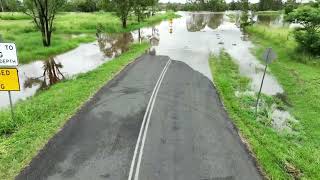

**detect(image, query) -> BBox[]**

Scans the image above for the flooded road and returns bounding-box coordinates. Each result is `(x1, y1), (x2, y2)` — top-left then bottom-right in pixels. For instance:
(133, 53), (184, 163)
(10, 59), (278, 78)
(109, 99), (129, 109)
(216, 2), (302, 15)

(1, 12), (286, 109)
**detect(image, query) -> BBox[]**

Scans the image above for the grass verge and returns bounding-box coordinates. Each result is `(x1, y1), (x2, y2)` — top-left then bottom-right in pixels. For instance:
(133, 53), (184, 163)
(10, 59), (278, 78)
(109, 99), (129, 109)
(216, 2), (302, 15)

(245, 25), (320, 179)
(0, 42), (149, 180)
(0, 11), (178, 64)
(210, 52), (295, 179)
(209, 24), (320, 179)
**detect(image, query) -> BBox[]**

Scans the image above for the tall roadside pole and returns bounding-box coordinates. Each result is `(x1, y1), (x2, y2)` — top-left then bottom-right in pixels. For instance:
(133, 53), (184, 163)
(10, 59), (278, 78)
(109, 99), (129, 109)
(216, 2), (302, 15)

(0, 41), (20, 120)
(255, 47), (277, 116)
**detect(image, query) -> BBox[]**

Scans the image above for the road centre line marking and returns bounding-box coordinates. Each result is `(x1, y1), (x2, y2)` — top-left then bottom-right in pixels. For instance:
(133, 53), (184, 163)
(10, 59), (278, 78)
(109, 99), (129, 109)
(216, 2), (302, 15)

(134, 59), (171, 180)
(128, 58), (171, 180)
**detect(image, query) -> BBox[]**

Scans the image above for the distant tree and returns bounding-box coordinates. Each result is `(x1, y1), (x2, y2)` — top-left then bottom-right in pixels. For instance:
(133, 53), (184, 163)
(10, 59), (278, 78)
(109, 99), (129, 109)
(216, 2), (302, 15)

(284, 0), (297, 14)
(207, 0), (227, 11)
(240, 0), (250, 27)
(149, 0), (159, 15)
(0, 0), (5, 12)
(97, 0), (114, 11)
(286, 5), (320, 56)
(134, 0), (148, 22)
(77, 0), (98, 12)
(113, 0), (133, 28)
(166, 2), (178, 11)
(23, 0), (66, 47)
(229, 0), (237, 10)
(258, 0), (282, 11)
(7, 0), (23, 11)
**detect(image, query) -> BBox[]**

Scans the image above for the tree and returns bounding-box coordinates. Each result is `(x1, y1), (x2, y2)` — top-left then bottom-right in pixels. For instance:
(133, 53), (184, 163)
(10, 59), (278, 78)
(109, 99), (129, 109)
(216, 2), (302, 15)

(149, 0), (158, 15)
(0, 0), (5, 12)
(229, 0), (237, 10)
(134, 0), (148, 22)
(258, 0), (282, 11)
(6, 0), (23, 11)
(284, 0), (297, 14)
(23, 0), (66, 47)
(113, 0), (133, 28)
(97, 0), (114, 11)
(286, 5), (320, 55)
(240, 0), (249, 28)
(76, 0), (98, 12)
(206, 0), (227, 11)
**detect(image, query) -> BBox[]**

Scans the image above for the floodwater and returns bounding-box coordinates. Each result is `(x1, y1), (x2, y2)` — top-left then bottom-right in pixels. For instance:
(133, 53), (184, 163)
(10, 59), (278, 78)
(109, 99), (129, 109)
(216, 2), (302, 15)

(0, 32), (134, 108)
(1, 12), (293, 131)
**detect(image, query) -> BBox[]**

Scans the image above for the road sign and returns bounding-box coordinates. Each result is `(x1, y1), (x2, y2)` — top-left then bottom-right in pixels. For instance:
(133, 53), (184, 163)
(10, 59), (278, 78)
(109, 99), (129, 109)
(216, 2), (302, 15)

(256, 47), (277, 116)
(0, 43), (19, 67)
(0, 68), (20, 91)
(263, 47), (277, 64)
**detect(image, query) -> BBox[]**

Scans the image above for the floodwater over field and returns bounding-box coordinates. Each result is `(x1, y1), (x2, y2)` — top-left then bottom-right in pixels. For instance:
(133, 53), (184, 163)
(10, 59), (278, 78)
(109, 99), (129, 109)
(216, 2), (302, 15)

(0, 12), (294, 130)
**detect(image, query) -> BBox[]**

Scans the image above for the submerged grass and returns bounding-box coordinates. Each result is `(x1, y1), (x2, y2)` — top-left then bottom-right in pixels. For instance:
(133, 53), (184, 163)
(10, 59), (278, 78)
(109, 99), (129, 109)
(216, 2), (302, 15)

(209, 52), (296, 179)
(210, 25), (320, 179)
(0, 43), (150, 180)
(245, 25), (320, 179)
(0, 11), (178, 64)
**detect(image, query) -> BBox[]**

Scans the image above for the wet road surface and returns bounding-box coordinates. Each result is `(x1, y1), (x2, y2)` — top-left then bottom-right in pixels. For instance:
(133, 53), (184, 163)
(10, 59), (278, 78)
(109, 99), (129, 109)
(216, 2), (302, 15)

(16, 54), (262, 180)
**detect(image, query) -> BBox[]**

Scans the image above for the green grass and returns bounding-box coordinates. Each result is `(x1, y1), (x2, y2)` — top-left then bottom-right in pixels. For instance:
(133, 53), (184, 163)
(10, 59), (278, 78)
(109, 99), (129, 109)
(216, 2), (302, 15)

(0, 11), (178, 64)
(209, 25), (320, 179)
(0, 42), (150, 180)
(245, 25), (320, 179)
(209, 52), (296, 179)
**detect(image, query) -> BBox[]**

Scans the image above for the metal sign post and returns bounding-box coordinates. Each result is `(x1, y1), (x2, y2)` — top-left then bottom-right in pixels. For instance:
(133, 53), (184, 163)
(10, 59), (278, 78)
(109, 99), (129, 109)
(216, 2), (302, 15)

(8, 91), (14, 119)
(255, 48), (277, 116)
(0, 42), (20, 120)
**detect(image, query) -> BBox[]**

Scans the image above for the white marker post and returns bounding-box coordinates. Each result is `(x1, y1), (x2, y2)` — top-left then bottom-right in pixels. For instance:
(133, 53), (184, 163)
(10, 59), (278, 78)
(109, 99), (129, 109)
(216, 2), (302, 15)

(255, 47), (277, 116)
(0, 42), (20, 120)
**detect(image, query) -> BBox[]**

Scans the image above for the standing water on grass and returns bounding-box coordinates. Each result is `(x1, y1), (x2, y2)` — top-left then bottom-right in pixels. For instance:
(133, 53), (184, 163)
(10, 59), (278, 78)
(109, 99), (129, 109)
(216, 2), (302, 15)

(0, 32), (135, 108)
(0, 12), (293, 131)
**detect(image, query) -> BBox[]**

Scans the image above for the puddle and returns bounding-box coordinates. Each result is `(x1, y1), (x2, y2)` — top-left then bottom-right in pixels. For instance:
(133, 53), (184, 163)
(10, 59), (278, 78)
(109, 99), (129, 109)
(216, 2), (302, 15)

(0, 10), (298, 133)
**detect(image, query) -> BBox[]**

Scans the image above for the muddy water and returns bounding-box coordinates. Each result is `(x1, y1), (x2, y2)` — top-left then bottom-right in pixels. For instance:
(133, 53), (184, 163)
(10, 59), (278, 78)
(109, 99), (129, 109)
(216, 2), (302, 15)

(134, 11), (292, 131)
(0, 12), (286, 113)
(0, 33), (134, 108)
(134, 12), (283, 95)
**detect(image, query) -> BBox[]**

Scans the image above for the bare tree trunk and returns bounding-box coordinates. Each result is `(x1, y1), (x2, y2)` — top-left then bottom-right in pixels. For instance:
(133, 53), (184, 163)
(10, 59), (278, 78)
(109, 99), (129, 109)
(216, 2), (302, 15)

(122, 18), (127, 28)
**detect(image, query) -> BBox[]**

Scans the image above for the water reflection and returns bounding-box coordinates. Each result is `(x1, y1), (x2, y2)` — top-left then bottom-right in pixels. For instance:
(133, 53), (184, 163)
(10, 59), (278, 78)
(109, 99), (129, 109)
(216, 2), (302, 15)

(254, 14), (285, 27)
(1, 11), (296, 130)
(207, 14), (223, 30)
(24, 57), (64, 90)
(0, 31), (139, 108)
(187, 13), (223, 32)
(97, 32), (134, 58)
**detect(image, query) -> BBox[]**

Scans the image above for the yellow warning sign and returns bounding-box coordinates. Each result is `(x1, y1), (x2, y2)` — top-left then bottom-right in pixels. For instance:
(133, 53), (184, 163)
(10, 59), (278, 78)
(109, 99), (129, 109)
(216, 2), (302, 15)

(0, 68), (20, 91)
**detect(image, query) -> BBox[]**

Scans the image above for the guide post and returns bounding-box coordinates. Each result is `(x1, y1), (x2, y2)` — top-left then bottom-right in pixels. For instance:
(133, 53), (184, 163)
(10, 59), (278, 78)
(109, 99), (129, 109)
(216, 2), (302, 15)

(0, 42), (20, 120)
(255, 47), (277, 116)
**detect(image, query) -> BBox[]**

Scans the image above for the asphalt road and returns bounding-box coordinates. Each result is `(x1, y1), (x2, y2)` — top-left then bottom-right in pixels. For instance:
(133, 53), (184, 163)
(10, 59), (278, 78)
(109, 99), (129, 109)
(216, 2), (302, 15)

(16, 54), (262, 180)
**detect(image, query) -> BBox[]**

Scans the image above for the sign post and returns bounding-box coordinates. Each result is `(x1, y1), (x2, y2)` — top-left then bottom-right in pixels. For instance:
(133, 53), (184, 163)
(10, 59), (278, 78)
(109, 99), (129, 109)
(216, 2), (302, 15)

(255, 47), (277, 116)
(0, 42), (20, 120)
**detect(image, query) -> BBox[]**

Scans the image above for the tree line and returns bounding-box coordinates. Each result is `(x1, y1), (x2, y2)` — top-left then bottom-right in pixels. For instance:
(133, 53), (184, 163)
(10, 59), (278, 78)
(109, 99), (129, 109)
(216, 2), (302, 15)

(0, 0), (159, 47)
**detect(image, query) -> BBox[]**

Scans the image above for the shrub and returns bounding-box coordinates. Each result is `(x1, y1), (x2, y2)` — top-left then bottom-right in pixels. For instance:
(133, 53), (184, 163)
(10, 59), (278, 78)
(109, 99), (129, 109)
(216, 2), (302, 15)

(286, 5), (320, 56)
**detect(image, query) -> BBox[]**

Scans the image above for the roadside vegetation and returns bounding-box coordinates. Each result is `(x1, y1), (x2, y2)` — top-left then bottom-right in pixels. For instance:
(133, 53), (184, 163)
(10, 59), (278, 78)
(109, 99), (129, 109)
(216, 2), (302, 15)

(210, 52), (293, 179)
(209, 3), (320, 179)
(0, 43), (150, 180)
(246, 25), (320, 179)
(0, 11), (176, 64)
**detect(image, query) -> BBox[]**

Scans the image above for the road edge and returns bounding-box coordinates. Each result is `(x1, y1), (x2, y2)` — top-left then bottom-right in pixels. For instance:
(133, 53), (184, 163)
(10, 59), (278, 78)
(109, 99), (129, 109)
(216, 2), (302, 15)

(15, 53), (148, 180)
(208, 58), (268, 180)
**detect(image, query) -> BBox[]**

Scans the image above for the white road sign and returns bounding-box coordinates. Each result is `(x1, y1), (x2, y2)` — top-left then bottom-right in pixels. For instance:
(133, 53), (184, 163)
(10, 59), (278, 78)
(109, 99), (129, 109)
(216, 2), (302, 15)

(0, 43), (19, 67)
